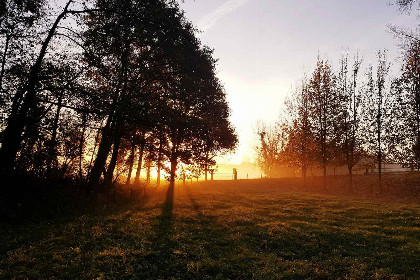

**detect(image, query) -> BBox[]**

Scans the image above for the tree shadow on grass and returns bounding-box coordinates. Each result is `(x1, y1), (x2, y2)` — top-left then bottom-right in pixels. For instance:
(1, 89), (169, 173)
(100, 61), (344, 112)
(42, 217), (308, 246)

(181, 187), (420, 279)
(137, 184), (191, 278)
(0, 193), (154, 279)
(138, 185), (250, 279)
(185, 187), (202, 217)
(182, 186), (261, 279)
(156, 184), (175, 241)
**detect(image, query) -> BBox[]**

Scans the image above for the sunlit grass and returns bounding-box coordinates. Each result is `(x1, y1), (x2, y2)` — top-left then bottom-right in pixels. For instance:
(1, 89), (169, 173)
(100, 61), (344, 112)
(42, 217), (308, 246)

(1, 180), (419, 279)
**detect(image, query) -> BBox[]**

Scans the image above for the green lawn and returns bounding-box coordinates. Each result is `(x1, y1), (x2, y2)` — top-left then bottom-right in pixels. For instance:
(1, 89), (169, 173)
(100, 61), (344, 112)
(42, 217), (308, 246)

(1, 180), (419, 279)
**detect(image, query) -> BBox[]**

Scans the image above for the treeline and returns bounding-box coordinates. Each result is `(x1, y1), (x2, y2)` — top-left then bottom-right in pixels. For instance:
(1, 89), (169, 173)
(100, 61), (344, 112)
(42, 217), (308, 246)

(0, 0), (237, 204)
(256, 19), (419, 192)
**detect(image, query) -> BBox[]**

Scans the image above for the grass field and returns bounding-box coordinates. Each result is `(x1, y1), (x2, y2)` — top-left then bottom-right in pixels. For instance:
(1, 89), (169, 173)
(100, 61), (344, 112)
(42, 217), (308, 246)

(1, 179), (419, 279)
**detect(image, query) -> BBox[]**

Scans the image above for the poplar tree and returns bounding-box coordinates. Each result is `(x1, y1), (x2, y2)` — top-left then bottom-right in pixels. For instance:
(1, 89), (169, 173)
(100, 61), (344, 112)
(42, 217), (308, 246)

(394, 41), (420, 169)
(307, 59), (338, 188)
(361, 51), (392, 193)
(336, 53), (364, 192)
(283, 79), (316, 186)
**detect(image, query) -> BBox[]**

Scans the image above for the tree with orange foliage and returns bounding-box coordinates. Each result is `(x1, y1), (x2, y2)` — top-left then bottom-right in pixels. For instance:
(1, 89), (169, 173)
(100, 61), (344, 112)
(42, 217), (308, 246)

(255, 121), (286, 178)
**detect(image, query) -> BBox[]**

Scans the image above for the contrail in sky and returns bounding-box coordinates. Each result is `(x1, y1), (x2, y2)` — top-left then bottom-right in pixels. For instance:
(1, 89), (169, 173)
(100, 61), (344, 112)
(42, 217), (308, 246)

(197, 0), (250, 32)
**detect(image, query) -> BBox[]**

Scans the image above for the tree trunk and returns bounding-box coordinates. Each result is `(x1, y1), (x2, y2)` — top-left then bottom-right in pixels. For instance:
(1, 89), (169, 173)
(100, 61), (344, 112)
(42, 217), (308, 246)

(157, 164), (161, 186)
(204, 153), (208, 181)
(378, 153), (382, 193)
(126, 140), (136, 185)
(104, 132), (122, 186)
(88, 124), (102, 175)
(0, 33), (10, 89)
(46, 94), (63, 173)
(302, 166), (307, 187)
(156, 136), (164, 186)
(134, 136), (145, 185)
(157, 151), (161, 185)
(78, 113), (87, 182)
(170, 144), (178, 187)
(378, 88), (383, 194)
(146, 161), (151, 184)
(88, 117), (115, 188)
(348, 166), (353, 193)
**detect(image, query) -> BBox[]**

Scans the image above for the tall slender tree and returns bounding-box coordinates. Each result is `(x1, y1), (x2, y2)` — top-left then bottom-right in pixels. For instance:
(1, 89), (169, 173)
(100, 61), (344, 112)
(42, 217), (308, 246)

(394, 41), (420, 169)
(336, 53), (364, 192)
(307, 59), (338, 188)
(361, 50), (391, 193)
(283, 79), (316, 186)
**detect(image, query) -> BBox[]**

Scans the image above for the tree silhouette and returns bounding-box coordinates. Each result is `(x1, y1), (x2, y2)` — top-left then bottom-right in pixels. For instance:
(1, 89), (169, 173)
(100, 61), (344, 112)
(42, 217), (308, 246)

(0, 0), (237, 203)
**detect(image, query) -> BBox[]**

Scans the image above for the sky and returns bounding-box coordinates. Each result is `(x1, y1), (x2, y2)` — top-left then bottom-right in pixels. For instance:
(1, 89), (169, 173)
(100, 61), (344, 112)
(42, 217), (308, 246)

(179, 0), (418, 165)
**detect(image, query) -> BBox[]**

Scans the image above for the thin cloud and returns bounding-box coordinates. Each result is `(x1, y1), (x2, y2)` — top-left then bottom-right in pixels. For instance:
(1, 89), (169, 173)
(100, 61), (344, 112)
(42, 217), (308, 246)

(197, 0), (250, 32)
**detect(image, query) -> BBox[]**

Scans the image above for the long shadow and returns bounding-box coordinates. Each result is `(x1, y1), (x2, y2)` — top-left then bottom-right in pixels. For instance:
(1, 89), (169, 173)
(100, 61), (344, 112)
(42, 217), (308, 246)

(185, 186), (205, 219)
(183, 186), (265, 279)
(184, 186), (419, 278)
(141, 185), (240, 278)
(136, 183), (184, 278)
(0, 192), (155, 279)
(156, 184), (175, 238)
